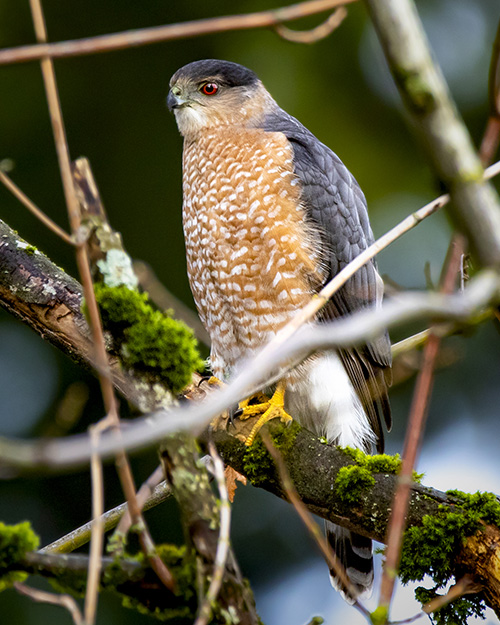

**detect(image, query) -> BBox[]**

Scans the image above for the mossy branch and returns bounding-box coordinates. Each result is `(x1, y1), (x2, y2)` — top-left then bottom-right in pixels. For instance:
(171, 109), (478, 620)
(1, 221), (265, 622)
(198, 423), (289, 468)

(2, 541), (240, 623)
(203, 422), (500, 619)
(0, 217), (198, 412)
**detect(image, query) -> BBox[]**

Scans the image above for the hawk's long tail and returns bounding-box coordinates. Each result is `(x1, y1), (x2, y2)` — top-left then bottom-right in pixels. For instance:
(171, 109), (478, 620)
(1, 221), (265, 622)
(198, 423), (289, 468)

(326, 522), (374, 602)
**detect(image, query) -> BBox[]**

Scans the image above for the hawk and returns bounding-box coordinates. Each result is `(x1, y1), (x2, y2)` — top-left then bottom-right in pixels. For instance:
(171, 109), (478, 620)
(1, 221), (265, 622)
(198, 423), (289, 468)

(167, 59), (392, 599)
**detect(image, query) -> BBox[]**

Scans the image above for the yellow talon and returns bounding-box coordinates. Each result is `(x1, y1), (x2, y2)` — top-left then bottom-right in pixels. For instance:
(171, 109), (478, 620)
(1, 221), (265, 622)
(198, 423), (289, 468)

(242, 381), (292, 446)
(207, 376), (224, 387)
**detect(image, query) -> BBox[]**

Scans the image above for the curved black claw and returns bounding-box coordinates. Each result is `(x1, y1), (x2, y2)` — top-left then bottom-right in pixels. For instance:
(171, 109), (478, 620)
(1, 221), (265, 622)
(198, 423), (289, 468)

(197, 375), (213, 388)
(228, 403), (242, 427)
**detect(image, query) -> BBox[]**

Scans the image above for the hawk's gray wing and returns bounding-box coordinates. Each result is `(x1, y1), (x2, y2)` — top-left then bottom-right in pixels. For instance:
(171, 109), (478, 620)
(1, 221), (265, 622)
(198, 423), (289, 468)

(261, 108), (392, 438)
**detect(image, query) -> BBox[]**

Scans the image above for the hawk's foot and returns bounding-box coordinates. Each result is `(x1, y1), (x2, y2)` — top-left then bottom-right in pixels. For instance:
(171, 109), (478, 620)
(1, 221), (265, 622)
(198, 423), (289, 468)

(240, 382), (292, 446)
(205, 376), (224, 388)
(232, 393), (270, 421)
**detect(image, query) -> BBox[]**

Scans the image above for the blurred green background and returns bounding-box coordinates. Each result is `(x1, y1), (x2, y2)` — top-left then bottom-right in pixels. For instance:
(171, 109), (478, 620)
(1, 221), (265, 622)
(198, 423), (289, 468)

(1, 0), (500, 623)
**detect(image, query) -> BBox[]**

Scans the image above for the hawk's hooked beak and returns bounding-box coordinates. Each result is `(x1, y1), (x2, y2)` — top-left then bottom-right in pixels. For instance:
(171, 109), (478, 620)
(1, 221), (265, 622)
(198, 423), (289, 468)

(167, 87), (189, 111)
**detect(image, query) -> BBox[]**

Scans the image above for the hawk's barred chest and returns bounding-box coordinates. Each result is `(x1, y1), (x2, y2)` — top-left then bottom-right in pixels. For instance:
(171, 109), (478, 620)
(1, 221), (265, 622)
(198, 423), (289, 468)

(182, 126), (326, 377)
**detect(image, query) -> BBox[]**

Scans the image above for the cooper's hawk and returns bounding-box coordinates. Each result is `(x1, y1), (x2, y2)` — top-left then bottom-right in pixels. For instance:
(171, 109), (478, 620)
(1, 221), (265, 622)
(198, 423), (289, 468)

(168, 59), (392, 600)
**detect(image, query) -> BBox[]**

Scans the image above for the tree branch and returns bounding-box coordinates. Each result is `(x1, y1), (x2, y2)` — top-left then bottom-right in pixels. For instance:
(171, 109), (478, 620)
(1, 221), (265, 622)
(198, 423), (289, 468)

(0, 0), (356, 65)
(364, 0), (500, 268)
(205, 423), (500, 618)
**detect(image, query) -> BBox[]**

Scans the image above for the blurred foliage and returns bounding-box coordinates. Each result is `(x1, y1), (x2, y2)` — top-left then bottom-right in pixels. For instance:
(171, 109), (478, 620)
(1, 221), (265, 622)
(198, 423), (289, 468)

(1, 1), (500, 623)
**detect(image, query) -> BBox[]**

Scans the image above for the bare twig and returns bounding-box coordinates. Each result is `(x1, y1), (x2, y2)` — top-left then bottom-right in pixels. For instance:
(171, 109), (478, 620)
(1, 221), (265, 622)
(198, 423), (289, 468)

(0, 0), (356, 66)
(0, 269), (499, 470)
(28, 0), (175, 610)
(393, 575), (483, 625)
(260, 430), (365, 612)
(28, 2), (115, 620)
(85, 422), (107, 623)
(480, 117), (500, 168)
(14, 582), (83, 625)
(42, 479), (171, 554)
(194, 441), (232, 625)
(480, 19), (500, 166)
(422, 575), (482, 615)
(275, 6), (347, 43)
(114, 464), (165, 538)
(488, 18), (500, 119)
(378, 234), (465, 615)
(382, 19), (500, 614)
(0, 169), (74, 244)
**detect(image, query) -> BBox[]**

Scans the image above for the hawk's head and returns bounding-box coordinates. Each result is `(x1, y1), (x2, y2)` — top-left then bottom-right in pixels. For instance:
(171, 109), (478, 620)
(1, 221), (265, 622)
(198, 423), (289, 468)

(168, 59), (274, 137)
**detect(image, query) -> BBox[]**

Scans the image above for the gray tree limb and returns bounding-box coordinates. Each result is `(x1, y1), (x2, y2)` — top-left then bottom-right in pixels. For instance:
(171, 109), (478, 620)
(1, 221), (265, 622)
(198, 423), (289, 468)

(365, 0), (500, 267)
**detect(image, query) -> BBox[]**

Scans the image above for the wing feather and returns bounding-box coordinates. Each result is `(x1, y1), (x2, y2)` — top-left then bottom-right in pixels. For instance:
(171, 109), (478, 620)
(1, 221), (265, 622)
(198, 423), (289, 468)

(261, 108), (392, 434)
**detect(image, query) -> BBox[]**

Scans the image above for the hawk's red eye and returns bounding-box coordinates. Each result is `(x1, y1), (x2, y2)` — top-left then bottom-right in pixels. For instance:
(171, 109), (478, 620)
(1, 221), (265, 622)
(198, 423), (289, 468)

(200, 82), (219, 96)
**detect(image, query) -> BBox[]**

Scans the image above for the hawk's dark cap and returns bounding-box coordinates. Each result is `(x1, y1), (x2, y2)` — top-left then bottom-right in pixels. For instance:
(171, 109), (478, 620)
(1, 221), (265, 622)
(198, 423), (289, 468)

(171, 59), (258, 88)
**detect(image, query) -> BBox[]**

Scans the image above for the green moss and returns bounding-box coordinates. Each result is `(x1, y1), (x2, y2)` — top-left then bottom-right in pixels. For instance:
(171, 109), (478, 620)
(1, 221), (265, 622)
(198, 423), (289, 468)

(92, 283), (204, 394)
(446, 489), (500, 526)
(25, 244), (38, 256)
(340, 447), (423, 483)
(95, 283), (151, 328)
(335, 465), (375, 506)
(399, 489), (500, 624)
(414, 587), (485, 625)
(369, 605), (388, 625)
(123, 313), (203, 393)
(0, 521), (40, 591)
(242, 420), (301, 487)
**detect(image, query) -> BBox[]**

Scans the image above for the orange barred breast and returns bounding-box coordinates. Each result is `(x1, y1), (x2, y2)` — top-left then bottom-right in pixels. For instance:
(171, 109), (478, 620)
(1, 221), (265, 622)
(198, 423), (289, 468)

(182, 126), (326, 377)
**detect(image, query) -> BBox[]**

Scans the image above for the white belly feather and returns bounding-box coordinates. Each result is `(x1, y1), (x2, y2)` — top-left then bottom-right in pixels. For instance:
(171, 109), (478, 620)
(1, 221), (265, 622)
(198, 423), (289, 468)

(285, 352), (377, 451)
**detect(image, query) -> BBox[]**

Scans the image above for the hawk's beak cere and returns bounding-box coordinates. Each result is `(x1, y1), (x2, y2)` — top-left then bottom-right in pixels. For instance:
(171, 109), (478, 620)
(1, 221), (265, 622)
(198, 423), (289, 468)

(167, 87), (188, 111)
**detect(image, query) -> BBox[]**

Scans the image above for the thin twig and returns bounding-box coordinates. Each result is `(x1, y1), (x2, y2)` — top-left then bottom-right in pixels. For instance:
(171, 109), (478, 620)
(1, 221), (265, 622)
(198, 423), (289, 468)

(378, 233), (465, 616)
(41, 479), (171, 554)
(115, 464), (165, 538)
(380, 25), (500, 611)
(14, 581), (84, 625)
(380, 49), (500, 605)
(422, 575), (482, 615)
(243, 159), (500, 367)
(194, 442), (232, 625)
(487, 18), (500, 120)
(28, 0), (175, 610)
(479, 117), (500, 168)
(28, 2), (113, 620)
(0, 0), (357, 65)
(393, 575), (483, 625)
(0, 269), (499, 470)
(390, 306), (494, 358)
(85, 421), (107, 623)
(0, 170), (74, 244)
(260, 430), (367, 614)
(275, 6), (347, 43)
